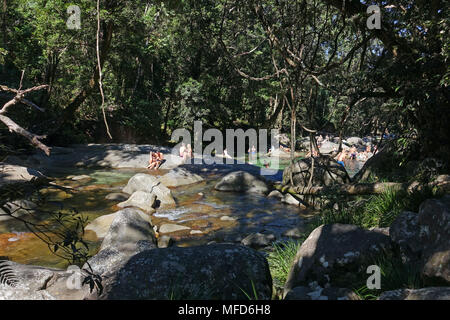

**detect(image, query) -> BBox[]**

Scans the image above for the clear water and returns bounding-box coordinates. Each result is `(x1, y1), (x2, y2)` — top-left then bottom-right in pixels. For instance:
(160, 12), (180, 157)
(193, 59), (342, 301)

(0, 167), (312, 268)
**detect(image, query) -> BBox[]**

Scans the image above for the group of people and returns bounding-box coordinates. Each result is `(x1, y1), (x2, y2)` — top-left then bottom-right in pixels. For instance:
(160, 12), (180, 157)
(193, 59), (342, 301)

(147, 151), (164, 170)
(335, 145), (374, 168)
(179, 143), (193, 162)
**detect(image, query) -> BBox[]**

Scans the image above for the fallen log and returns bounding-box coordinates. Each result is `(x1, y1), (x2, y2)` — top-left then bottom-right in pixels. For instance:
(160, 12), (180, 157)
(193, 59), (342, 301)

(274, 176), (450, 196)
(274, 181), (409, 196)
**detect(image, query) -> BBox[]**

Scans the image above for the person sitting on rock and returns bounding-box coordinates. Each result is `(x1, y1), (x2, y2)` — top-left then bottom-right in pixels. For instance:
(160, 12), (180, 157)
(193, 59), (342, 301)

(179, 143), (186, 157)
(147, 151), (164, 170)
(349, 145), (358, 160)
(147, 151), (158, 170)
(335, 149), (348, 167)
(182, 144), (193, 162)
(280, 144), (291, 153)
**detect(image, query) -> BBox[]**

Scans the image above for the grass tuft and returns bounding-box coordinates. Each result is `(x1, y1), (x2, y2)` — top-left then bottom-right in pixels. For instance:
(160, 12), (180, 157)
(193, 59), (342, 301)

(267, 240), (303, 289)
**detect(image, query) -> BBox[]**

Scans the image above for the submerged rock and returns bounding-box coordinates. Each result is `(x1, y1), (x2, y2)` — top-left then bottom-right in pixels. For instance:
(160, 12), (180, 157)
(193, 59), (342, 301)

(105, 192), (129, 201)
(241, 233), (276, 249)
(215, 171), (270, 195)
(159, 223), (191, 234)
(157, 168), (203, 187)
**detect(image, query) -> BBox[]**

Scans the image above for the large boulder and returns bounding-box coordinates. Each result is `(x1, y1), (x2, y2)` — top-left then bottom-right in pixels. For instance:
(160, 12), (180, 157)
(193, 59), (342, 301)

(282, 155), (351, 189)
(284, 284), (360, 300)
(0, 163), (46, 188)
(117, 191), (157, 212)
(0, 200), (37, 222)
(214, 171), (269, 195)
(390, 195), (450, 285)
(99, 208), (156, 252)
(122, 173), (159, 194)
(318, 141), (341, 154)
(417, 196), (450, 284)
(389, 211), (422, 263)
(378, 287), (450, 300)
(0, 260), (64, 300)
(345, 137), (363, 146)
(284, 224), (392, 296)
(157, 168), (203, 187)
(241, 233), (276, 249)
(86, 244), (272, 300)
(122, 173), (175, 208)
(85, 209), (152, 239)
(85, 208), (157, 276)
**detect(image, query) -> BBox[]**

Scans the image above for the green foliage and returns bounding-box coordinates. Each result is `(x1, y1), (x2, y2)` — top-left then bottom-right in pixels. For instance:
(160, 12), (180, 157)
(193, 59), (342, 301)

(354, 252), (424, 300)
(267, 240), (303, 289)
(311, 187), (441, 230)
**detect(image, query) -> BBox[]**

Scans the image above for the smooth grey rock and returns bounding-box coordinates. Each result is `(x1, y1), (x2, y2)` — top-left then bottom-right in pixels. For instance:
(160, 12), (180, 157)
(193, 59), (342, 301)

(215, 171), (269, 195)
(418, 196), (450, 284)
(390, 211), (421, 263)
(0, 260), (57, 291)
(0, 200), (37, 222)
(105, 193), (129, 201)
(123, 173), (175, 208)
(157, 168), (203, 187)
(0, 162), (45, 188)
(378, 287), (450, 300)
(282, 193), (302, 206)
(285, 285), (360, 300)
(284, 224), (392, 296)
(86, 244), (272, 300)
(85, 208), (157, 276)
(267, 190), (283, 200)
(69, 175), (91, 181)
(241, 233), (276, 249)
(0, 287), (55, 300)
(345, 137), (363, 146)
(282, 225), (307, 239)
(117, 191), (157, 212)
(100, 208), (156, 251)
(159, 224), (191, 234)
(220, 215), (237, 221)
(157, 235), (173, 248)
(122, 173), (159, 194)
(85, 209), (152, 239)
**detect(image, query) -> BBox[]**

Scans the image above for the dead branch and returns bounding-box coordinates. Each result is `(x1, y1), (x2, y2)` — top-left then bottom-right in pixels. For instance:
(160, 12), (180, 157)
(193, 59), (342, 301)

(0, 77), (51, 156)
